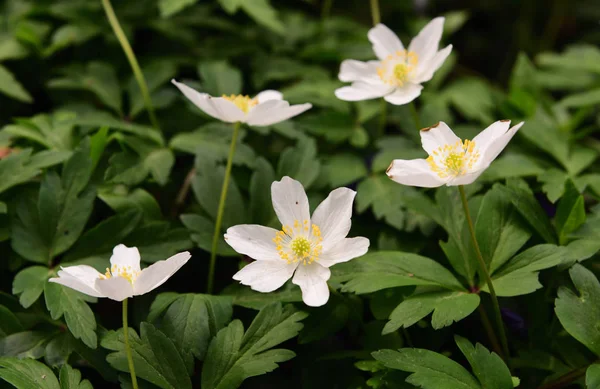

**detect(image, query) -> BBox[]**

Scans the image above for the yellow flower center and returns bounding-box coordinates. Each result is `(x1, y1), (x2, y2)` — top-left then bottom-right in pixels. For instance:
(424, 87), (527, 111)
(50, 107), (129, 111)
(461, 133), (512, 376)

(99, 264), (140, 284)
(222, 94), (258, 113)
(273, 219), (323, 265)
(377, 50), (418, 87)
(426, 139), (480, 179)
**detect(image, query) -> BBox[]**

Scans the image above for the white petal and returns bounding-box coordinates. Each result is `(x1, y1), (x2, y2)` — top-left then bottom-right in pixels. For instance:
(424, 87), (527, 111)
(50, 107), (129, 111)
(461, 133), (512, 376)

(447, 171), (485, 186)
(292, 263), (331, 307)
(271, 176), (311, 228)
(413, 44), (453, 84)
(420, 121), (461, 154)
(338, 60), (381, 83)
(472, 120), (511, 154)
(335, 82), (393, 101)
(383, 83), (423, 105)
(255, 90), (283, 103)
(133, 252), (191, 296)
(110, 244), (141, 272)
(368, 23), (405, 60)
(49, 266), (104, 298)
(246, 102), (311, 127)
(224, 225), (281, 261)
(482, 121), (524, 163)
(208, 97), (247, 123)
(319, 237), (370, 267)
(386, 159), (446, 188)
(408, 17), (445, 66)
(310, 187), (356, 251)
(232, 260), (297, 293)
(171, 79), (223, 120)
(95, 277), (133, 301)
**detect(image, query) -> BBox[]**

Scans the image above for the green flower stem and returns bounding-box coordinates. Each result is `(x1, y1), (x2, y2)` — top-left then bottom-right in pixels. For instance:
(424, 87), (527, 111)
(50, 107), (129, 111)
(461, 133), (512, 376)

(101, 0), (161, 134)
(122, 298), (139, 389)
(537, 364), (590, 389)
(370, 0), (381, 25)
(458, 185), (510, 364)
(477, 304), (503, 359)
(207, 121), (241, 294)
(409, 102), (421, 130)
(321, 0), (334, 21)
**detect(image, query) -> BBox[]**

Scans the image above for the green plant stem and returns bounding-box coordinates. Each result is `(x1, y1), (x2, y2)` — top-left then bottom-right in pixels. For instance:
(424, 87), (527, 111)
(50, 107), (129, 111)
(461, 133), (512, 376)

(537, 364), (590, 389)
(409, 102), (421, 130)
(321, 0), (333, 21)
(122, 299), (139, 389)
(207, 121), (241, 294)
(477, 304), (503, 359)
(370, 0), (380, 25)
(101, 0), (161, 134)
(458, 185), (510, 364)
(378, 99), (387, 137)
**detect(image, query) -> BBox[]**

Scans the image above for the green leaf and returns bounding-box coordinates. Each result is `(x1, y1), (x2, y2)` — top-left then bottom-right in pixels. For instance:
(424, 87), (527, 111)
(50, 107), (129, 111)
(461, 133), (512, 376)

(0, 331), (50, 358)
(555, 264), (600, 356)
(12, 266), (50, 308)
(455, 336), (513, 389)
(224, 283), (303, 310)
(4, 112), (75, 151)
(440, 77), (494, 124)
(559, 88), (600, 108)
(98, 188), (162, 222)
(0, 305), (23, 337)
(147, 293), (233, 368)
(475, 186), (531, 273)
(219, 0), (284, 34)
(11, 141), (95, 264)
(496, 181), (557, 244)
(48, 62), (122, 115)
(0, 357), (59, 389)
(159, 0), (199, 17)
(519, 109), (569, 168)
(277, 137), (321, 189)
(198, 61), (242, 96)
(180, 214), (237, 256)
(45, 24), (100, 56)
(0, 35), (29, 61)
(250, 157), (276, 225)
(587, 364), (600, 389)
(372, 348), (480, 389)
(58, 364), (93, 389)
(297, 112), (356, 144)
(323, 154), (368, 187)
(0, 64), (32, 103)
(555, 180), (586, 245)
(44, 282), (97, 349)
(334, 251), (464, 294)
(103, 322), (191, 389)
(201, 303), (306, 389)
(384, 291), (479, 333)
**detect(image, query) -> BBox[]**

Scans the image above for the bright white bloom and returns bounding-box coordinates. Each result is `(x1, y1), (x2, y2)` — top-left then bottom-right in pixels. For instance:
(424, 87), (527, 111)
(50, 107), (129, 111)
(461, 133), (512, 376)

(225, 177), (370, 307)
(387, 120), (524, 187)
(335, 17), (452, 105)
(49, 245), (191, 301)
(171, 80), (311, 126)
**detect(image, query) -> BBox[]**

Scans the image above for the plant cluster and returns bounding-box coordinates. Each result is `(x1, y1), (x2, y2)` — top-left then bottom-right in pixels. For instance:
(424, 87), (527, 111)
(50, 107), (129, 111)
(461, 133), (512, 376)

(0, 0), (599, 388)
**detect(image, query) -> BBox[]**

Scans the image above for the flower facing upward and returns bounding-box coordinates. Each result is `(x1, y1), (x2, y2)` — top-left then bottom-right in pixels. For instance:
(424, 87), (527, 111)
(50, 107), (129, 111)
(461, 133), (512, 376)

(225, 177), (370, 307)
(386, 120), (524, 187)
(49, 245), (191, 301)
(171, 80), (312, 126)
(335, 17), (452, 105)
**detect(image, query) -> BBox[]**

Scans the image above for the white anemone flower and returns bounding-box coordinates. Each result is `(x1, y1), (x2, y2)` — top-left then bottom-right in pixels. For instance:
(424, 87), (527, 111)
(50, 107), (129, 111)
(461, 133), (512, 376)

(386, 120), (525, 187)
(335, 17), (452, 105)
(171, 80), (312, 126)
(49, 245), (191, 301)
(225, 177), (370, 307)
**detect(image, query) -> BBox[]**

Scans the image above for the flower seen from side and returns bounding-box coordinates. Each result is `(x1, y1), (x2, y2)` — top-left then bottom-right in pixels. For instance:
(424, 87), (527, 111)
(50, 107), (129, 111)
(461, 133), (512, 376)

(171, 80), (312, 126)
(49, 244), (191, 301)
(335, 17), (452, 105)
(386, 120), (524, 187)
(225, 177), (370, 307)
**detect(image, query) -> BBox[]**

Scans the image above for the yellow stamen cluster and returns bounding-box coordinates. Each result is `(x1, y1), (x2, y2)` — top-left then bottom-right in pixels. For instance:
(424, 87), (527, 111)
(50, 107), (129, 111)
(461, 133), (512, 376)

(99, 264), (140, 284)
(377, 50), (418, 86)
(222, 94), (258, 113)
(273, 219), (323, 265)
(427, 139), (480, 179)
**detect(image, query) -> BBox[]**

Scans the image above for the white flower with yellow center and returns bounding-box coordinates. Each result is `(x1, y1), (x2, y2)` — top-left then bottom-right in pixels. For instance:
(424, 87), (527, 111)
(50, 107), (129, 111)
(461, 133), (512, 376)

(171, 80), (312, 126)
(386, 120), (524, 187)
(225, 177), (370, 307)
(335, 17), (452, 105)
(49, 245), (191, 301)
